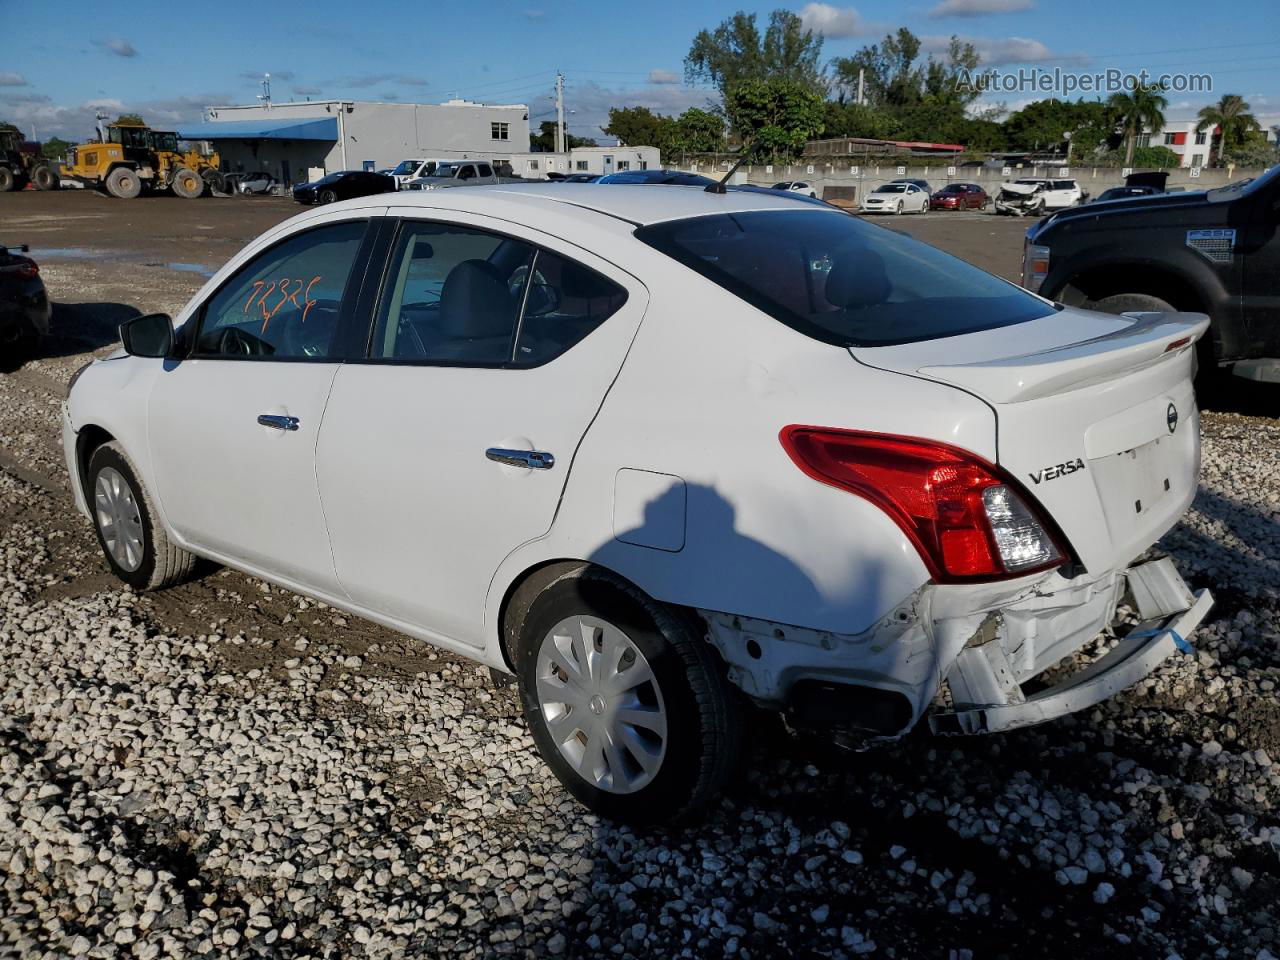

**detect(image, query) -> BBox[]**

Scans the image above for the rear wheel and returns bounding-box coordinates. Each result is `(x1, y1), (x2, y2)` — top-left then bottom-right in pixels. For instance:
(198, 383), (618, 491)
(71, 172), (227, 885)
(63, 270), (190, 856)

(318, 188), (338, 204)
(515, 567), (741, 826)
(86, 442), (200, 591)
(105, 167), (142, 199)
(170, 167), (203, 199)
(30, 164), (57, 191)
(0, 166), (15, 192)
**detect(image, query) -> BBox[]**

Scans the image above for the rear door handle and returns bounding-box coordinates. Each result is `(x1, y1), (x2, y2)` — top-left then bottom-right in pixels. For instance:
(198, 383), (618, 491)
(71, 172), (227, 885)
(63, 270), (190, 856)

(486, 448), (555, 470)
(258, 414), (300, 431)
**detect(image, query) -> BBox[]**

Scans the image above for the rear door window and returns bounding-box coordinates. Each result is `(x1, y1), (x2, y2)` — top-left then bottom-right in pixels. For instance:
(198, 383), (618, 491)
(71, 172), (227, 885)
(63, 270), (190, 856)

(636, 209), (1052, 347)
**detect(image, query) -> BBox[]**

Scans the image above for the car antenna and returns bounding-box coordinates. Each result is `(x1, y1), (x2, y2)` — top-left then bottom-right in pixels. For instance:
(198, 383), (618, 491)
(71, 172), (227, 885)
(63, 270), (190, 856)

(705, 138), (755, 194)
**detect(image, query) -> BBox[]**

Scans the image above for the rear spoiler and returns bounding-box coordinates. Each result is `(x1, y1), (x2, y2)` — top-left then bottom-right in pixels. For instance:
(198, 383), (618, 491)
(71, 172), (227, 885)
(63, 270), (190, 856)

(917, 312), (1209, 403)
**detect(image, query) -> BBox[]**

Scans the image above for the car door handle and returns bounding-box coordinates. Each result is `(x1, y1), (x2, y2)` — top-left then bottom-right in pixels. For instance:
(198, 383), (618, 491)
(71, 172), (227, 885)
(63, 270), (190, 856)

(485, 448), (555, 470)
(257, 414), (300, 431)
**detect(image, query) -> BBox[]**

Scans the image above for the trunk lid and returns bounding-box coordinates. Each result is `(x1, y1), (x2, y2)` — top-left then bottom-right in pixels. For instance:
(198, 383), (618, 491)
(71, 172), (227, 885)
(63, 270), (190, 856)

(851, 307), (1208, 574)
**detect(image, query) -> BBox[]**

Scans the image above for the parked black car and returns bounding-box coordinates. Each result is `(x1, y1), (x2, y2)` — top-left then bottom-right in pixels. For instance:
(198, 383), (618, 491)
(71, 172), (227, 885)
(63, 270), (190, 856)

(596, 169), (717, 186)
(1093, 185), (1162, 203)
(1023, 165), (1280, 384)
(292, 171), (395, 205)
(1, 243), (51, 356)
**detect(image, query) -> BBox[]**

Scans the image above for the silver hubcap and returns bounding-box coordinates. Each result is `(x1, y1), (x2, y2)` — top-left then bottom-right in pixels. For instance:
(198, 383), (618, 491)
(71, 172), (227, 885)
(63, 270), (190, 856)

(94, 467), (144, 572)
(535, 615), (668, 794)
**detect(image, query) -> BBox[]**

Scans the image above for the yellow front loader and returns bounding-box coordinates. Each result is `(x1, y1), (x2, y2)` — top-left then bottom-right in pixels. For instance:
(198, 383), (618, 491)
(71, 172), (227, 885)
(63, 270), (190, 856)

(61, 123), (223, 199)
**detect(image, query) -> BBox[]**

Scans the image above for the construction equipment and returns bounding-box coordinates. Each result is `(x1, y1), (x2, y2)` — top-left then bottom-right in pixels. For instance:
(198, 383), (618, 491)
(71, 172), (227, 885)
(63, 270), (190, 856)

(61, 122), (223, 199)
(0, 129), (59, 192)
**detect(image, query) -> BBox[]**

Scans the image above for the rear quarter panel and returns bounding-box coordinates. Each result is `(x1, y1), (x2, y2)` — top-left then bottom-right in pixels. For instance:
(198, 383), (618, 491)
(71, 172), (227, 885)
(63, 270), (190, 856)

(487, 241), (999, 642)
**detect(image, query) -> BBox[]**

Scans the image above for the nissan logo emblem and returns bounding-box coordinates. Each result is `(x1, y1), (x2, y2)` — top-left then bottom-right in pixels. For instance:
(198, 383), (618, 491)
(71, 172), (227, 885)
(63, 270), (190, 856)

(1167, 403), (1178, 434)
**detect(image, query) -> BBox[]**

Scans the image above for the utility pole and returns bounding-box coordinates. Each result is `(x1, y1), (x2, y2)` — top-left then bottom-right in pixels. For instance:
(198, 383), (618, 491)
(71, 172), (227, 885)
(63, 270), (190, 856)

(555, 72), (566, 155)
(258, 74), (272, 109)
(857, 68), (865, 107)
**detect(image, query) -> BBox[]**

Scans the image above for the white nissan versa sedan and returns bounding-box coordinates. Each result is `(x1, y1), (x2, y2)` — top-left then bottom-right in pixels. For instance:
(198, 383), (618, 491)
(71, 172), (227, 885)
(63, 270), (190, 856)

(63, 184), (1213, 825)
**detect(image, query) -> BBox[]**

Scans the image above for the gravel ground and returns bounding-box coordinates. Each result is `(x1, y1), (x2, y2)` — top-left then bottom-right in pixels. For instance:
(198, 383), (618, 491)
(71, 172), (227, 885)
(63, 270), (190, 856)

(1, 215), (1278, 958)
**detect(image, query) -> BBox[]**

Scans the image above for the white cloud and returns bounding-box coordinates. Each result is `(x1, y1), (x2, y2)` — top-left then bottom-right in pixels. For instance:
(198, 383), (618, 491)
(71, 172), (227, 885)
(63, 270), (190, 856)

(240, 70), (296, 82)
(928, 0), (1033, 17)
(523, 9), (544, 18)
(0, 72), (27, 86)
(798, 3), (869, 39)
(566, 81), (716, 141)
(292, 85), (323, 97)
(923, 33), (1063, 65)
(0, 93), (227, 140)
(95, 38), (138, 58)
(648, 70), (681, 85)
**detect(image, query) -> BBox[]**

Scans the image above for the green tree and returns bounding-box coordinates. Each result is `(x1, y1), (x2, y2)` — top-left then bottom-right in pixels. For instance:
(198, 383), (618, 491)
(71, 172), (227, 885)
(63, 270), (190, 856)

(41, 137), (72, 158)
(673, 108), (725, 153)
(1196, 94), (1261, 166)
(1108, 84), (1168, 167)
(1228, 136), (1280, 168)
(685, 10), (825, 95)
(831, 28), (925, 109)
(921, 36), (981, 111)
(724, 76), (825, 160)
(114, 113), (146, 126)
(822, 101), (895, 140)
(603, 106), (676, 152)
(529, 121), (596, 151)
(0, 120), (21, 135)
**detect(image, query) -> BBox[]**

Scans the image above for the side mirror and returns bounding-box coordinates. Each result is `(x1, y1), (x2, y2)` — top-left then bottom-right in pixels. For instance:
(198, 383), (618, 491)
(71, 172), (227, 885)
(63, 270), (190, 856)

(119, 313), (174, 358)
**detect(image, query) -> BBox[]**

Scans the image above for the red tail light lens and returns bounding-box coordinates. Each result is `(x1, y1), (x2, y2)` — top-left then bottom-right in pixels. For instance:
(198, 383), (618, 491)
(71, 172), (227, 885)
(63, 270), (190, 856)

(15, 258), (39, 279)
(780, 426), (1068, 583)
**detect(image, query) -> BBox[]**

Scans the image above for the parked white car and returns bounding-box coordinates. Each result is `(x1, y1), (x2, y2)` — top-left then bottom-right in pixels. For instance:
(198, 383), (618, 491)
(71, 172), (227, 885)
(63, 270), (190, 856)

(859, 181), (929, 214)
(64, 184), (1212, 825)
(771, 180), (817, 198)
(994, 178), (1084, 215)
(390, 157), (450, 189)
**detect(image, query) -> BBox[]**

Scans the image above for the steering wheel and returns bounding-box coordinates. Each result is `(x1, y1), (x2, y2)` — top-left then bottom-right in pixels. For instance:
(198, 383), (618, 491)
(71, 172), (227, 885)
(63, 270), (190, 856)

(213, 326), (273, 357)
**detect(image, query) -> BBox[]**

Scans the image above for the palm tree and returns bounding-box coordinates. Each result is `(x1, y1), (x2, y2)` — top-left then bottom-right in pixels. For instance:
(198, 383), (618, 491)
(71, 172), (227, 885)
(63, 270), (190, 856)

(1108, 84), (1169, 166)
(1197, 94), (1261, 166)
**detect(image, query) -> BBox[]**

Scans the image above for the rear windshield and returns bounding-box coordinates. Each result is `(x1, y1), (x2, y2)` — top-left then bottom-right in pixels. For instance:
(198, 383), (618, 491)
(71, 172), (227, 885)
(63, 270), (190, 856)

(635, 209), (1052, 347)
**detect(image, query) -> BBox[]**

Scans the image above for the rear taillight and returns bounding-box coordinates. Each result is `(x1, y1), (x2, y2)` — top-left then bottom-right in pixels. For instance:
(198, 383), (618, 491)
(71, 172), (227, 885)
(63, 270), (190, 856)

(14, 258), (39, 279)
(780, 427), (1067, 583)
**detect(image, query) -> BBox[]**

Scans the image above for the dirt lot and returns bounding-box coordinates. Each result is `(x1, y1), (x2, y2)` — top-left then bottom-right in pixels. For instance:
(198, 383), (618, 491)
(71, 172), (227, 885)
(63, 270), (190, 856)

(1, 190), (1278, 960)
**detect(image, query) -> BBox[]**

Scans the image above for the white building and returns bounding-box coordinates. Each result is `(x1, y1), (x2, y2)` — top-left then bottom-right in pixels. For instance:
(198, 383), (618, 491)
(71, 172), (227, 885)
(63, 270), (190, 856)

(178, 99), (531, 186)
(1138, 118), (1216, 168)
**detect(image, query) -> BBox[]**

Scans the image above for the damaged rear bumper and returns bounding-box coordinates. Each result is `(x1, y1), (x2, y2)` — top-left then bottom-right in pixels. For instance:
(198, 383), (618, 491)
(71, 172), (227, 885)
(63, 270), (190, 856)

(930, 558), (1211, 734)
(698, 556), (1211, 740)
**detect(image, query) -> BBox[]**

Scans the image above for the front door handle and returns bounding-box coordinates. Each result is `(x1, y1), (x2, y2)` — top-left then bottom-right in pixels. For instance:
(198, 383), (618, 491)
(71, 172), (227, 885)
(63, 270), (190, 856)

(486, 447), (555, 470)
(258, 414), (300, 431)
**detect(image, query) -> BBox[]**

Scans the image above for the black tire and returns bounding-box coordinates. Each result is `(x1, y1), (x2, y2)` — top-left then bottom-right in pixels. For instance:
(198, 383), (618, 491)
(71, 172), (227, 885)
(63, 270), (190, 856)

(318, 188), (338, 204)
(0, 166), (14, 192)
(893, 200), (903, 215)
(170, 167), (203, 199)
(105, 167), (142, 199)
(31, 164), (57, 191)
(1085, 293), (1177, 316)
(515, 566), (741, 826)
(86, 442), (200, 591)
(201, 169), (226, 194)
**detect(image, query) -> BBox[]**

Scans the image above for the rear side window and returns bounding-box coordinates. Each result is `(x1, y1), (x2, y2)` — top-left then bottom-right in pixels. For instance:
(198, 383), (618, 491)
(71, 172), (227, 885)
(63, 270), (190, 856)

(636, 210), (1051, 347)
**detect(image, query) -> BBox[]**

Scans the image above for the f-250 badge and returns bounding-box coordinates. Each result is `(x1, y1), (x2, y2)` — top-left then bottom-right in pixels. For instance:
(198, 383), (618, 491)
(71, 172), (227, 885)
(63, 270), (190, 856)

(1030, 458), (1085, 484)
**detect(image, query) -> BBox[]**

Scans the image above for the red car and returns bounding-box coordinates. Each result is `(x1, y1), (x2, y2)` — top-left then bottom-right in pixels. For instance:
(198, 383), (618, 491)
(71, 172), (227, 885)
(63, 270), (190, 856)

(930, 183), (989, 211)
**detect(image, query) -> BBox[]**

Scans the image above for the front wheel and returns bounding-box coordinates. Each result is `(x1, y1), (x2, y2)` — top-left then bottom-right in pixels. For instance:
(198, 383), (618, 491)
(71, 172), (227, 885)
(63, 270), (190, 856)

(170, 167), (204, 199)
(894, 200), (903, 215)
(516, 567), (741, 826)
(87, 442), (200, 590)
(318, 189), (338, 204)
(31, 165), (57, 191)
(105, 167), (142, 199)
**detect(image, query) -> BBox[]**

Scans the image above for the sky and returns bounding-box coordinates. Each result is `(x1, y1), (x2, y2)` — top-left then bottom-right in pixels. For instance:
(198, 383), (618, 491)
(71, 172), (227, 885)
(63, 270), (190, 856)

(2, 0), (1278, 144)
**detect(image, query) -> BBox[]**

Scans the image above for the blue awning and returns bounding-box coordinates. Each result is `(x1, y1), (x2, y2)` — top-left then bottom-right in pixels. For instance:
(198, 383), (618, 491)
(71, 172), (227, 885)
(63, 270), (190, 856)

(176, 117), (338, 141)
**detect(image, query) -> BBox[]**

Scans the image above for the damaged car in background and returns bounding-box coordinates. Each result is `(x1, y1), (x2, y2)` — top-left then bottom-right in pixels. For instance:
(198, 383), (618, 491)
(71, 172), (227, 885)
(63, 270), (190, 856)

(995, 177), (1086, 216)
(63, 185), (1212, 826)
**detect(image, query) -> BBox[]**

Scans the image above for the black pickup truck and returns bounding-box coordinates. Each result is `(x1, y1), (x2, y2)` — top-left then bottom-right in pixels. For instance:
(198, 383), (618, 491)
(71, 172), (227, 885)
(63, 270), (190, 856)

(1022, 165), (1280, 383)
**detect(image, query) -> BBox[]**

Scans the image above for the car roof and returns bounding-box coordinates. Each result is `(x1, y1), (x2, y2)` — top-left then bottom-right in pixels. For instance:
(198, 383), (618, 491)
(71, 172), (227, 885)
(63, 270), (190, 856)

(377, 182), (844, 227)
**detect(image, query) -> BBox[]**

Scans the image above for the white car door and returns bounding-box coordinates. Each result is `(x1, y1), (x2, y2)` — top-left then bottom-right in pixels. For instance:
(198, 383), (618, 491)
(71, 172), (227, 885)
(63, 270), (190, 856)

(315, 214), (648, 648)
(147, 215), (377, 593)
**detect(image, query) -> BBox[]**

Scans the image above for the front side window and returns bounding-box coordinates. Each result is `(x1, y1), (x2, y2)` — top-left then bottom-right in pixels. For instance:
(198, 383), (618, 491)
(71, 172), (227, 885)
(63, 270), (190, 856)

(371, 222), (627, 366)
(636, 210), (1051, 347)
(194, 221), (366, 359)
